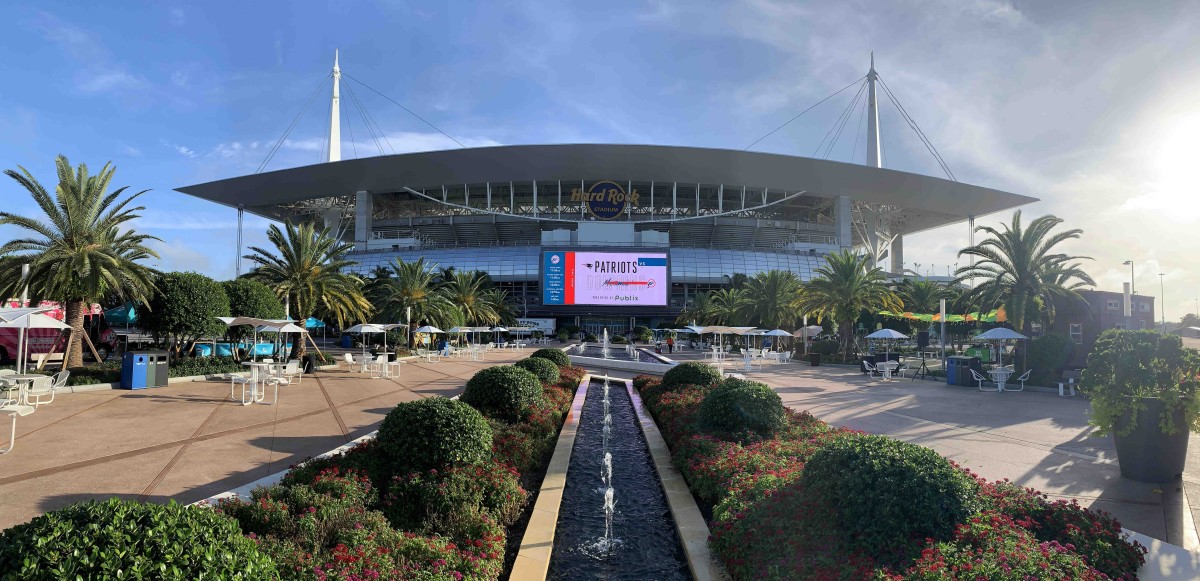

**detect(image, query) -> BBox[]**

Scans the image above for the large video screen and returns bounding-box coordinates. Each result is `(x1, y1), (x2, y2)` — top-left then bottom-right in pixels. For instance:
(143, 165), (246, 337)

(542, 251), (668, 306)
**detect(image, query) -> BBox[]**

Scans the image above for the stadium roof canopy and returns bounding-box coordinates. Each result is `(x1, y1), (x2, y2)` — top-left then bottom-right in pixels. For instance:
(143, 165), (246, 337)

(176, 143), (1035, 236)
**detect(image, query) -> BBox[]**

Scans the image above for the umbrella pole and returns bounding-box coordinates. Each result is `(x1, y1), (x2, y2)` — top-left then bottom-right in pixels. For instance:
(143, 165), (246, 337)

(17, 328), (25, 375)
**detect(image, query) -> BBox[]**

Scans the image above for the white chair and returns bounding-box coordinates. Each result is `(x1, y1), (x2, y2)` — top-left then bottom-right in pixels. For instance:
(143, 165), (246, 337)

(1, 398), (36, 455)
(779, 351), (792, 364)
(280, 360), (303, 385)
(342, 353), (356, 372)
(862, 360), (881, 377)
(231, 366), (259, 403)
(742, 353), (761, 371)
(26, 374), (63, 408)
(1057, 377), (1077, 397)
(971, 369), (998, 391)
(1011, 369), (1031, 392)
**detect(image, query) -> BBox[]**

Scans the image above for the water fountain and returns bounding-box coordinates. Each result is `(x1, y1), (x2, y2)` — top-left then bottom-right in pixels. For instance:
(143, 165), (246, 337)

(548, 373), (690, 579)
(601, 329), (610, 360)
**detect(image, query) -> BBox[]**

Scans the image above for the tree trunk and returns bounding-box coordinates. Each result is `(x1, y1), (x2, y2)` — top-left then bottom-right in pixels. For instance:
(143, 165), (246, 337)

(290, 332), (306, 360)
(840, 320), (854, 361)
(65, 300), (86, 369)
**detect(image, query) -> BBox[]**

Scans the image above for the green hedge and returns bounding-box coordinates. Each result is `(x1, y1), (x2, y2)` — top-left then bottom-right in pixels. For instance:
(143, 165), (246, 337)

(514, 357), (560, 385)
(530, 348), (570, 367)
(662, 361), (722, 390)
(0, 498), (276, 579)
(698, 378), (786, 440)
(377, 398), (493, 473)
(799, 434), (981, 566)
(461, 365), (545, 421)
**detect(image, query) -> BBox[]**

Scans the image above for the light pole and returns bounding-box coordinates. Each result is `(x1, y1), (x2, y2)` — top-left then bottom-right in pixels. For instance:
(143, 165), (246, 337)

(1122, 260), (1134, 329)
(1158, 273), (1166, 326)
(1122, 260), (1135, 296)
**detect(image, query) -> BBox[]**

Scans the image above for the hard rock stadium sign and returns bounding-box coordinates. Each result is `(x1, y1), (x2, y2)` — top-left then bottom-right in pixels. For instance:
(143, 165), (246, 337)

(569, 180), (640, 220)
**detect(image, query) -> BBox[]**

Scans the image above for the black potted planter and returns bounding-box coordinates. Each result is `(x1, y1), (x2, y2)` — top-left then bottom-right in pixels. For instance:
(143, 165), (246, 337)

(809, 353), (821, 366)
(1111, 398), (1190, 482)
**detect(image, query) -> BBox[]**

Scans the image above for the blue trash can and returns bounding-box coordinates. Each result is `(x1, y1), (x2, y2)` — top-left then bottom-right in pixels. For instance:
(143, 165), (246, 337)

(341, 334), (353, 348)
(121, 352), (150, 390)
(945, 357), (957, 385)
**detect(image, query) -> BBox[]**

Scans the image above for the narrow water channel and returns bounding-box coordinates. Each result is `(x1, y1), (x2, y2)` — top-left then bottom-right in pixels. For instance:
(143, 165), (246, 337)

(548, 376), (691, 580)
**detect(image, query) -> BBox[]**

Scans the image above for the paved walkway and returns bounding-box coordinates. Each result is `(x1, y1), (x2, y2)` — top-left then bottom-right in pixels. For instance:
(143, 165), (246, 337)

(663, 353), (1200, 548)
(0, 352), (524, 530)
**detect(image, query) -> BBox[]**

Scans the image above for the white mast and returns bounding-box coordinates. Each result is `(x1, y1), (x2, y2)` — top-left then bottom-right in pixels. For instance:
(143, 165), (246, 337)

(866, 52), (881, 169)
(329, 49), (341, 163)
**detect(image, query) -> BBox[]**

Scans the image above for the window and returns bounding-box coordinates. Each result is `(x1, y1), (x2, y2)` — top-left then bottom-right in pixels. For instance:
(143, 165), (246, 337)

(1069, 323), (1083, 344)
(1106, 299), (1120, 310)
(1140, 319), (1150, 329)
(1138, 303), (1151, 313)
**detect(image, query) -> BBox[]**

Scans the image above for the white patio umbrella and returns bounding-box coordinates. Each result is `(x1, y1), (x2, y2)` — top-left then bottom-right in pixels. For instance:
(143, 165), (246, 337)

(490, 326), (508, 344)
(414, 325), (445, 350)
(255, 321), (307, 359)
(866, 328), (909, 361)
(0, 311), (70, 374)
(972, 327), (1028, 368)
(345, 323), (386, 357)
(763, 329), (792, 351)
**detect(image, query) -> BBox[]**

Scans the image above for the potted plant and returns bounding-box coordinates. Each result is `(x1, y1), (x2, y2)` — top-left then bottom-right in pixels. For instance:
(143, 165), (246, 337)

(1082, 330), (1200, 482)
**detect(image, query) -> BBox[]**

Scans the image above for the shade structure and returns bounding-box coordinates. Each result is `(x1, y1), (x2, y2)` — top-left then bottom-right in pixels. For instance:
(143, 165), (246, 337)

(793, 325), (824, 337)
(345, 323), (386, 334)
(866, 328), (908, 363)
(304, 317), (326, 329)
(414, 325), (445, 334)
(0, 307), (55, 323)
(490, 326), (509, 333)
(0, 310), (71, 374)
(104, 302), (137, 326)
(972, 327), (1028, 341)
(866, 329), (909, 340)
(972, 327), (1028, 369)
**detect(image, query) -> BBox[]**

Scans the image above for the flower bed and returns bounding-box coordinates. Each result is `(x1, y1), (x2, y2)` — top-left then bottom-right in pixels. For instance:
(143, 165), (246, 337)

(212, 362), (584, 580)
(633, 374), (1147, 580)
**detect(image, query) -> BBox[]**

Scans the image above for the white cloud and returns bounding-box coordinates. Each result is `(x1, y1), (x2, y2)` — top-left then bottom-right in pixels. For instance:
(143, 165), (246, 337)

(160, 139), (198, 158)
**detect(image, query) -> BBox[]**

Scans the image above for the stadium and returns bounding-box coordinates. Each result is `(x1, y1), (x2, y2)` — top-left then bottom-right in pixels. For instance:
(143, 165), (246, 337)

(177, 57), (1035, 335)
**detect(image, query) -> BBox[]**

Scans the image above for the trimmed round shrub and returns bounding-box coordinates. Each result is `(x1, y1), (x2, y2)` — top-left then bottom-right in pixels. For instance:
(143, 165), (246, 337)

(515, 356), (560, 385)
(610, 334), (628, 344)
(530, 347), (570, 367)
(382, 462), (527, 530)
(461, 365), (545, 421)
(0, 498), (277, 579)
(662, 360), (723, 390)
(698, 378), (786, 440)
(799, 434), (980, 566)
(377, 398), (493, 472)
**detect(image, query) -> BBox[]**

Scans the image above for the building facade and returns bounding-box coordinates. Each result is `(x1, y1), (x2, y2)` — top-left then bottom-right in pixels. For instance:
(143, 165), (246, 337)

(1050, 289), (1156, 368)
(178, 144), (1033, 333)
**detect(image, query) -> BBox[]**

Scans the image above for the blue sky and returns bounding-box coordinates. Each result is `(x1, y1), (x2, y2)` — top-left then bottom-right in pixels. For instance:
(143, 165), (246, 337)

(3, 1), (1200, 319)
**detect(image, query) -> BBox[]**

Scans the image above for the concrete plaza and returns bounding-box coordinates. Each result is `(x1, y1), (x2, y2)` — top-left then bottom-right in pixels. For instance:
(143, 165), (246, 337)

(0, 352), (524, 530)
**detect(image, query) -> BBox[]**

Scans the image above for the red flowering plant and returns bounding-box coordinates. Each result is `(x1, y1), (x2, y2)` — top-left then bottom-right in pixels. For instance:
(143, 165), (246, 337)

(976, 478), (1146, 579)
(882, 511), (1108, 580)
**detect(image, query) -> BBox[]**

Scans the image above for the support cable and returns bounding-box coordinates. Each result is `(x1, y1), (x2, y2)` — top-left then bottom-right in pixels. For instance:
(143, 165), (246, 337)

(877, 75), (956, 181)
(256, 73), (331, 174)
(343, 87), (358, 159)
(343, 80), (387, 156)
(817, 79), (868, 159)
(346, 80), (395, 154)
(849, 86), (869, 164)
(742, 74), (867, 151)
(342, 72), (466, 148)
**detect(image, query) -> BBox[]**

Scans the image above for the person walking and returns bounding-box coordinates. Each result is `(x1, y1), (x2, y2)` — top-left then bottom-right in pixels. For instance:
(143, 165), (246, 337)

(666, 336), (674, 353)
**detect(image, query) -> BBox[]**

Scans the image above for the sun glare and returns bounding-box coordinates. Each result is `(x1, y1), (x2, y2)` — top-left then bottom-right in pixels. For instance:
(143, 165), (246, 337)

(1154, 115), (1200, 212)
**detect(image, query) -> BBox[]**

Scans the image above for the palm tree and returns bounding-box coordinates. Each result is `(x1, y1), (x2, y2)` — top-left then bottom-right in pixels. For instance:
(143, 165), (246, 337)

(795, 249), (902, 358)
(242, 221), (370, 357)
(740, 270), (804, 329)
(709, 288), (747, 326)
(370, 257), (461, 346)
(675, 291), (718, 326)
(443, 270), (499, 326)
(0, 156), (159, 368)
(955, 211), (1095, 333)
(482, 288), (517, 326)
(895, 279), (953, 331)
